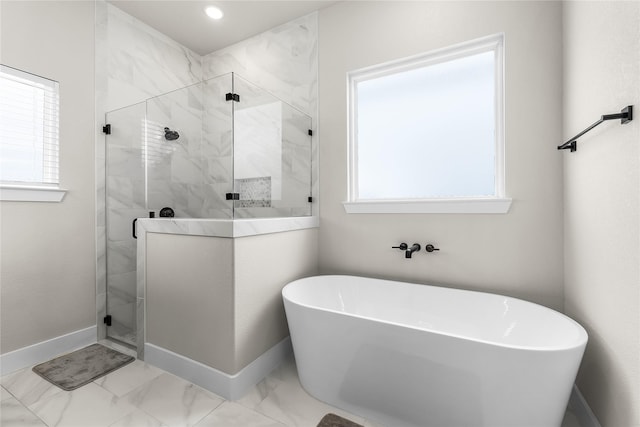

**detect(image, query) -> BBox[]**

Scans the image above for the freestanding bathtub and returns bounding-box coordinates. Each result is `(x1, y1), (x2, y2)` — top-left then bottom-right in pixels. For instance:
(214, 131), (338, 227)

(282, 275), (587, 427)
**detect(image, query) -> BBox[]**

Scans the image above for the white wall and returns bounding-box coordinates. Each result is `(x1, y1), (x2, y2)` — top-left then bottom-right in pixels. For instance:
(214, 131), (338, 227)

(318, 1), (564, 310)
(234, 229), (318, 369)
(146, 233), (235, 372)
(0, 1), (96, 353)
(563, 2), (640, 426)
(145, 229), (318, 374)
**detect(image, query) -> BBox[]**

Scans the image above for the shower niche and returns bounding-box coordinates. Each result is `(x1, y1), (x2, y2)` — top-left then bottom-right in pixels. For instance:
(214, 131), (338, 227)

(104, 72), (313, 347)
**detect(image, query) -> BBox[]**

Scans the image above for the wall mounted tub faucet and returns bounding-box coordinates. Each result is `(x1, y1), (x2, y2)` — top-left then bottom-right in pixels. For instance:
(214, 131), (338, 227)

(393, 242), (439, 258)
(393, 243), (422, 258)
(405, 243), (421, 258)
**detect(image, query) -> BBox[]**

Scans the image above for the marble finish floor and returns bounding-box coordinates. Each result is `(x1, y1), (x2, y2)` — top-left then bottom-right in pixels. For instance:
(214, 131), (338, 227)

(1, 344), (583, 427)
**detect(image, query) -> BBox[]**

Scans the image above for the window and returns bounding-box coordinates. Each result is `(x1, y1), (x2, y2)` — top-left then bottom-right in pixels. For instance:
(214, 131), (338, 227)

(345, 34), (511, 214)
(0, 64), (65, 202)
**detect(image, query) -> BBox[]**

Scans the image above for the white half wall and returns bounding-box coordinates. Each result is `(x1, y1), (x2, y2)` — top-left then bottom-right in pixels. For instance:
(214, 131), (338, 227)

(145, 227), (318, 374)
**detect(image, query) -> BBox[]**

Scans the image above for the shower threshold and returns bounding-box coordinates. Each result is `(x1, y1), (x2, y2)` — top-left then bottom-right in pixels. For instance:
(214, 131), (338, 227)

(99, 338), (137, 359)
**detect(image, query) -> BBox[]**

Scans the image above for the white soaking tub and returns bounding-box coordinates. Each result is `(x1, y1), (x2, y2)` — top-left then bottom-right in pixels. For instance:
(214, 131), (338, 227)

(282, 275), (587, 427)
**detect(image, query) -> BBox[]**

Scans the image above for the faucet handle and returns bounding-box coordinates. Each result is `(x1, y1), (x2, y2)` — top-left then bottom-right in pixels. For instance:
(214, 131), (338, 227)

(425, 244), (440, 253)
(392, 243), (408, 250)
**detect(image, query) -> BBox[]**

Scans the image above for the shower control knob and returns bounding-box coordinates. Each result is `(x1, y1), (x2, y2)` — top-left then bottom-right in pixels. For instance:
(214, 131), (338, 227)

(392, 243), (408, 250)
(159, 207), (175, 217)
(425, 244), (440, 253)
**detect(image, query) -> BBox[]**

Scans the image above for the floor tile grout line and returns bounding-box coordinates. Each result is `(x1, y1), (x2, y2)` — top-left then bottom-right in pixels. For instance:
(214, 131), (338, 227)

(32, 401), (52, 427)
(90, 376), (146, 427)
(229, 398), (292, 427)
(4, 392), (51, 427)
(1, 374), (60, 427)
(1, 384), (17, 401)
(108, 405), (163, 427)
(113, 370), (227, 427)
(190, 397), (226, 427)
(231, 374), (291, 424)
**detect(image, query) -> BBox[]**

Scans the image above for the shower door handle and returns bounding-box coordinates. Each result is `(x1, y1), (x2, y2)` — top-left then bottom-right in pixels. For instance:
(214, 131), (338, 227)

(132, 218), (137, 239)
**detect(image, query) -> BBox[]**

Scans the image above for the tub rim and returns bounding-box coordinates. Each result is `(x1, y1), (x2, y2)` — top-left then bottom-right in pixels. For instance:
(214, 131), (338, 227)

(283, 274), (588, 353)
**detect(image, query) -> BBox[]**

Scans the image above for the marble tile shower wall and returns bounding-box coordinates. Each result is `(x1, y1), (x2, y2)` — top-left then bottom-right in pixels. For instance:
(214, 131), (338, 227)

(203, 13), (319, 217)
(201, 76), (235, 219)
(232, 100), (312, 218)
(105, 101), (146, 345)
(279, 106), (313, 216)
(104, 4), (202, 113)
(96, 2), (319, 349)
(97, 1), (203, 345)
(147, 83), (206, 218)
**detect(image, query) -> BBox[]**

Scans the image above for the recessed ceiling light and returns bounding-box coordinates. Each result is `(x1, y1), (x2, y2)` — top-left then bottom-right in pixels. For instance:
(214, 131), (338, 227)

(205, 6), (224, 20)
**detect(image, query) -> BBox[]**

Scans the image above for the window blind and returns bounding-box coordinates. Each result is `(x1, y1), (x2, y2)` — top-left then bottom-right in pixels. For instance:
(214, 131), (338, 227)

(0, 64), (60, 186)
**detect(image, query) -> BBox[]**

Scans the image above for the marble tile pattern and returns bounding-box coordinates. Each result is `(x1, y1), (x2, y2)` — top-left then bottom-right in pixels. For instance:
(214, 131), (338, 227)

(0, 397), (47, 427)
(146, 83), (208, 218)
(276, 102), (313, 217)
(97, 0), (203, 347)
(127, 75), (314, 350)
(138, 72), (313, 220)
(136, 217), (318, 239)
(105, 3), (202, 113)
(234, 89), (283, 201)
(0, 353), (585, 427)
(201, 73), (234, 219)
(232, 75), (312, 217)
(202, 14), (317, 125)
(104, 101), (147, 346)
(203, 13), (319, 218)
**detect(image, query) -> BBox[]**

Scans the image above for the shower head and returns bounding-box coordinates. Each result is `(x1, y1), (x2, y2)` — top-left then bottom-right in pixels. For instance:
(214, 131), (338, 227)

(164, 127), (179, 141)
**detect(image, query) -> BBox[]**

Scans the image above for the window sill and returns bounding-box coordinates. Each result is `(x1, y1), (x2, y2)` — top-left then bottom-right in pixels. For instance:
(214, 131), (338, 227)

(343, 198), (512, 214)
(0, 185), (67, 202)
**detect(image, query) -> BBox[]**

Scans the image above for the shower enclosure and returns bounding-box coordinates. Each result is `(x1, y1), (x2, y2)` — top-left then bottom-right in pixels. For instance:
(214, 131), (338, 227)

(104, 73), (313, 346)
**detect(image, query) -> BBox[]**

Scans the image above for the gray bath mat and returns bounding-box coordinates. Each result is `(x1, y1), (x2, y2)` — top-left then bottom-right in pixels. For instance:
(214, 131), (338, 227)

(317, 413), (364, 427)
(32, 343), (134, 391)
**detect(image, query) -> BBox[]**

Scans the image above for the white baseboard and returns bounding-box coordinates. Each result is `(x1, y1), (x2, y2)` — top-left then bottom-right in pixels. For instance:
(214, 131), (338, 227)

(570, 385), (602, 427)
(0, 326), (97, 376)
(144, 337), (292, 400)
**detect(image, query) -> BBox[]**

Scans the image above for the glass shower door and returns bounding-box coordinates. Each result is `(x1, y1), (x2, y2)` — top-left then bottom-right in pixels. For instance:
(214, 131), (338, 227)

(280, 101), (313, 217)
(104, 101), (146, 346)
(232, 74), (312, 218)
(145, 74), (234, 219)
(103, 73), (235, 349)
(103, 72), (312, 349)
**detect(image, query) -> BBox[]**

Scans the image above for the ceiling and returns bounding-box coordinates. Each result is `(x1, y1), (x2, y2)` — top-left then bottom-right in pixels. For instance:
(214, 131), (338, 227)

(108, 1), (338, 56)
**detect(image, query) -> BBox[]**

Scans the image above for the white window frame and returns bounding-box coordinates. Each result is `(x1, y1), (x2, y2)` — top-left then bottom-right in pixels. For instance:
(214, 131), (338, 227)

(344, 34), (511, 214)
(0, 64), (66, 202)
